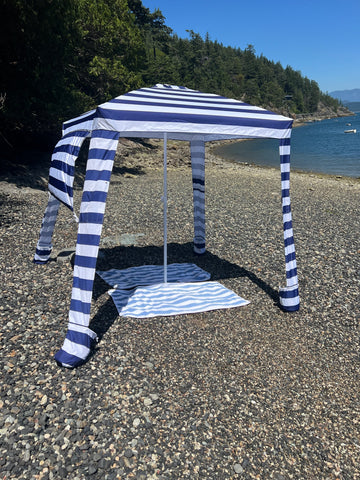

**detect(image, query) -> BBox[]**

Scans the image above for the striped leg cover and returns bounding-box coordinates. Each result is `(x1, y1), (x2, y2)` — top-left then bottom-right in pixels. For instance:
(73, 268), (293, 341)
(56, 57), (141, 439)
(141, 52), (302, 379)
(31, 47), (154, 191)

(279, 138), (300, 311)
(48, 130), (90, 210)
(34, 130), (90, 264)
(191, 140), (206, 254)
(34, 193), (60, 264)
(54, 130), (120, 368)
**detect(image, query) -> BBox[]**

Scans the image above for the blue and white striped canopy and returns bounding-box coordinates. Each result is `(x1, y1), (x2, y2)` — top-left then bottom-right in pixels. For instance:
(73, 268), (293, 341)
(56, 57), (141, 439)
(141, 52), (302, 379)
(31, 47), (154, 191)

(49, 84), (293, 212)
(35, 84), (300, 369)
(63, 84), (293, 141)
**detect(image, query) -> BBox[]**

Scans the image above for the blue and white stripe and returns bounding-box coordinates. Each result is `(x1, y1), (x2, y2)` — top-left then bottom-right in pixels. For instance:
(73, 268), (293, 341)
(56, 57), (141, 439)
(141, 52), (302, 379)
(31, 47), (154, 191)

(62, 109), (96, 136)
(109, 281), (249, 318)
(34, 84), (299, 368)
(278, 138), (300, 311)
(94, 84), (293, 140)
(54, 130), (120, 368)
(48, 130), (90, 211)
(191, 140), (206, 254)
(34, 193), (60, 264)
(97, 263), (210, 289)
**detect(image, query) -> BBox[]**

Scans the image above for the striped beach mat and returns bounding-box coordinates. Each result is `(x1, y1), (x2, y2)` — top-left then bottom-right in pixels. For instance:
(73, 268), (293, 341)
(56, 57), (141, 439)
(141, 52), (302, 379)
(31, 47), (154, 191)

(97, 263), (249, 318)
(109, 282), (249, 318)
(97, 263), (211, 288)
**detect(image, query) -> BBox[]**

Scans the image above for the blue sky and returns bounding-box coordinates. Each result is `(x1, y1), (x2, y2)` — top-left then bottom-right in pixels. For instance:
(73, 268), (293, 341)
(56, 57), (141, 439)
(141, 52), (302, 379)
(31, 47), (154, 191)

(143, 0), (359, 93)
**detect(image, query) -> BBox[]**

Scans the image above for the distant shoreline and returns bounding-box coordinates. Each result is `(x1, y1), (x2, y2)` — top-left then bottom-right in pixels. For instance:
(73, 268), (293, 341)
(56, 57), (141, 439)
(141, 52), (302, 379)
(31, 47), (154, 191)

(210, 112), (359, 180)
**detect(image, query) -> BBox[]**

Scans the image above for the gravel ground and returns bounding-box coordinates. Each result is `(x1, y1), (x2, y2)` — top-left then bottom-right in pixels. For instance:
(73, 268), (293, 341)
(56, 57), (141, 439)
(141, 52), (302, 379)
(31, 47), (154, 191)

(1, 140), (360, 479)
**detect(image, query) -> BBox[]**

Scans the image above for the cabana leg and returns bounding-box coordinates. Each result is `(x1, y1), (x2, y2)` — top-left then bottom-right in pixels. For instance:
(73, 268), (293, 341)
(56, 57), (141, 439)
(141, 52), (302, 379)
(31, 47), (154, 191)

(33, 193), (60, 264)
(191, 140), (206, 255)
(34, 130), (90, 264)
(54, 130), (120, 368)
(279, 138), (300, 311)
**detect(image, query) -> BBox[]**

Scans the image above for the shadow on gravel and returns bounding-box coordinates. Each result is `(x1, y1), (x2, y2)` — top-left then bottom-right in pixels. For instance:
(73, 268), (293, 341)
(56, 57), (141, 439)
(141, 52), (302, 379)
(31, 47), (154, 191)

(88, 242), (280, 348)
(0, 194), (28, 227)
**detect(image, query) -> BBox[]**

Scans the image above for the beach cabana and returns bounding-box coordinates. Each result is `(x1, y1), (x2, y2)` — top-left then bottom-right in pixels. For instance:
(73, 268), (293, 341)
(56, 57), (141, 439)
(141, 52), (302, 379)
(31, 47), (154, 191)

(34, 84), (300, 368)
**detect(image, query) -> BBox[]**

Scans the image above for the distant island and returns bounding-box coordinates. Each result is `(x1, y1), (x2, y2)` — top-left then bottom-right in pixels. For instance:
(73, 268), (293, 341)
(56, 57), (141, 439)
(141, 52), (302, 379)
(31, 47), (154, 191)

(330, 89), (360, 113)
(330, 88), (360, 102)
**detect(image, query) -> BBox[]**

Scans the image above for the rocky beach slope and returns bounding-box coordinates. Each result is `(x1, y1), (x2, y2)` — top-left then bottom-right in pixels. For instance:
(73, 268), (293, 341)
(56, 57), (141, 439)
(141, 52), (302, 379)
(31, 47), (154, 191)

(1, 139), (360, 479)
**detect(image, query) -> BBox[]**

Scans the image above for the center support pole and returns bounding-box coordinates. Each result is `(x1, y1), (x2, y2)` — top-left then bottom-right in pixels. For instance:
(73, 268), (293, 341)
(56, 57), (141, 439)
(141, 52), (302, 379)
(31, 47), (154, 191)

(163, 132), (168, 283)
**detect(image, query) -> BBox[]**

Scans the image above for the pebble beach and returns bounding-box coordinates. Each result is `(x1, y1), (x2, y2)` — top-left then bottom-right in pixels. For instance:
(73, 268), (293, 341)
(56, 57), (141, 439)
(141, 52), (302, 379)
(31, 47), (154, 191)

(1, 139), (360, 479)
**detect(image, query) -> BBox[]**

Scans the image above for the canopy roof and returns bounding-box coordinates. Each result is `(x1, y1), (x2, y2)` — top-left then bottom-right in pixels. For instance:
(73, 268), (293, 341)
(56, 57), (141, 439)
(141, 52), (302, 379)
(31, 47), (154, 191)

(63, 84), (293, 141)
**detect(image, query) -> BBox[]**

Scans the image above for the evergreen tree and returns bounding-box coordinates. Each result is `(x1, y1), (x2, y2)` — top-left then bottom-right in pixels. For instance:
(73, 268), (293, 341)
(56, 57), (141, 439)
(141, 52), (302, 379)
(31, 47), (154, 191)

(74, 0), (144, 102)
(0, 0), (78, 140)
(0, 0), (343, 148)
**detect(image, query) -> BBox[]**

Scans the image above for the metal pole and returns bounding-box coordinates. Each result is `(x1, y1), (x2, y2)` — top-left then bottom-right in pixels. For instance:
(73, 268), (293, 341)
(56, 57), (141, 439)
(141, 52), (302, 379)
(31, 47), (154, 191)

(163, 132), (168, 283)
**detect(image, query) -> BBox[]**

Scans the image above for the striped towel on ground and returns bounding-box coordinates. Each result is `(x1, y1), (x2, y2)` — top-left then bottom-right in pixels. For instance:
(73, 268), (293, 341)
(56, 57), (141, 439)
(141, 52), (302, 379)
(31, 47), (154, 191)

(109, 282), (249, 318)
(97, 263), (211, 289)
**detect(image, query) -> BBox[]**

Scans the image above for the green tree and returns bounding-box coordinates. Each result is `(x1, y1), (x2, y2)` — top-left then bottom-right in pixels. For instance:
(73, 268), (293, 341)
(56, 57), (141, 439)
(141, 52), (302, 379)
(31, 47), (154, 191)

(74, 0), (144, 102)
(0, 0), (78, 140)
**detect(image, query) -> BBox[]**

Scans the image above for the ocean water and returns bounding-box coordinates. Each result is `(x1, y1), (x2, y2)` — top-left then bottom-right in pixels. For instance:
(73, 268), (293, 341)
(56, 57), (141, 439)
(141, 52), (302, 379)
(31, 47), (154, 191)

(214, 113), (360, 178)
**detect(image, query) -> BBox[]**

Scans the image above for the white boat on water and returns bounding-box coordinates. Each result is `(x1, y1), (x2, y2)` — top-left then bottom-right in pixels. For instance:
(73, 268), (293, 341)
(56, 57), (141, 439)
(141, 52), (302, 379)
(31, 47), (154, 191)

(344, 128), (356, 133)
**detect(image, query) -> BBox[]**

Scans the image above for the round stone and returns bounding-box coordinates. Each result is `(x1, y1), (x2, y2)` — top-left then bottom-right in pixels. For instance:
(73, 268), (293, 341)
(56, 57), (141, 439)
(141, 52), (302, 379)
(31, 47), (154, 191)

(233, 464), (244, 474)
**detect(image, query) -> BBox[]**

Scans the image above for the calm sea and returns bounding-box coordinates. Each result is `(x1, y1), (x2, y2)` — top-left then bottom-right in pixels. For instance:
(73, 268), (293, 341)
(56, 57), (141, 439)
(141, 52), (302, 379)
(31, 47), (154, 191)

(214, 112), (360, 178)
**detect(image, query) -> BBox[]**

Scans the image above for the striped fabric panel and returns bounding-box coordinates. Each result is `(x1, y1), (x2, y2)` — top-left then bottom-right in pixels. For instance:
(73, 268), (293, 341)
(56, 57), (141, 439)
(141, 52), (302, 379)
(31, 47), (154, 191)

(55, 324), (98, 368)
(112, 101), (275, 117)
(278, 138), (300, 311)
(95, 113), (291, 140)
(94, 85), (293, 140)
(191, 140), (206, 254)
(99, 108), (287, 126)
(33, 193), (60, 264)
(97, 263), (210, 289)
(114, 85), (274, 111)
(54, 130), (120, 368)
(48, 130), (90, 210)
(62, 109), (96, 136)
(109, 281), (249, 318)
(110, 96), (275, 114)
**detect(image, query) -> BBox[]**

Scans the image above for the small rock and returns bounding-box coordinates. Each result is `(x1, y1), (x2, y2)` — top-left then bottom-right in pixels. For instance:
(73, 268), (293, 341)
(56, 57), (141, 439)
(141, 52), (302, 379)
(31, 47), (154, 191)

(5, 415), (16, 424)
(233, 464), (244, 474)
(23, 449), (31, 462)
(124, 448), (134, 458)
(88, 464), (98, 475)
(93, 452), (102, 462)
(133, 418), (141, 428)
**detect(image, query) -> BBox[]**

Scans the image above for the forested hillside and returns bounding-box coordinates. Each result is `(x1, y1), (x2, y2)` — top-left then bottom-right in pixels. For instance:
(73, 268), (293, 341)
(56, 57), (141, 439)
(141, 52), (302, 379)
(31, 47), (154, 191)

(0, 0), (341, 147)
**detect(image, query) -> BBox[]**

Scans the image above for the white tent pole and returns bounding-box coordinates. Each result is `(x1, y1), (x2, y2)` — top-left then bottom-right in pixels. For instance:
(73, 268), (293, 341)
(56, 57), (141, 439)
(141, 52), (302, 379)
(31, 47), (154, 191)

(163, 132), (168, 283)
